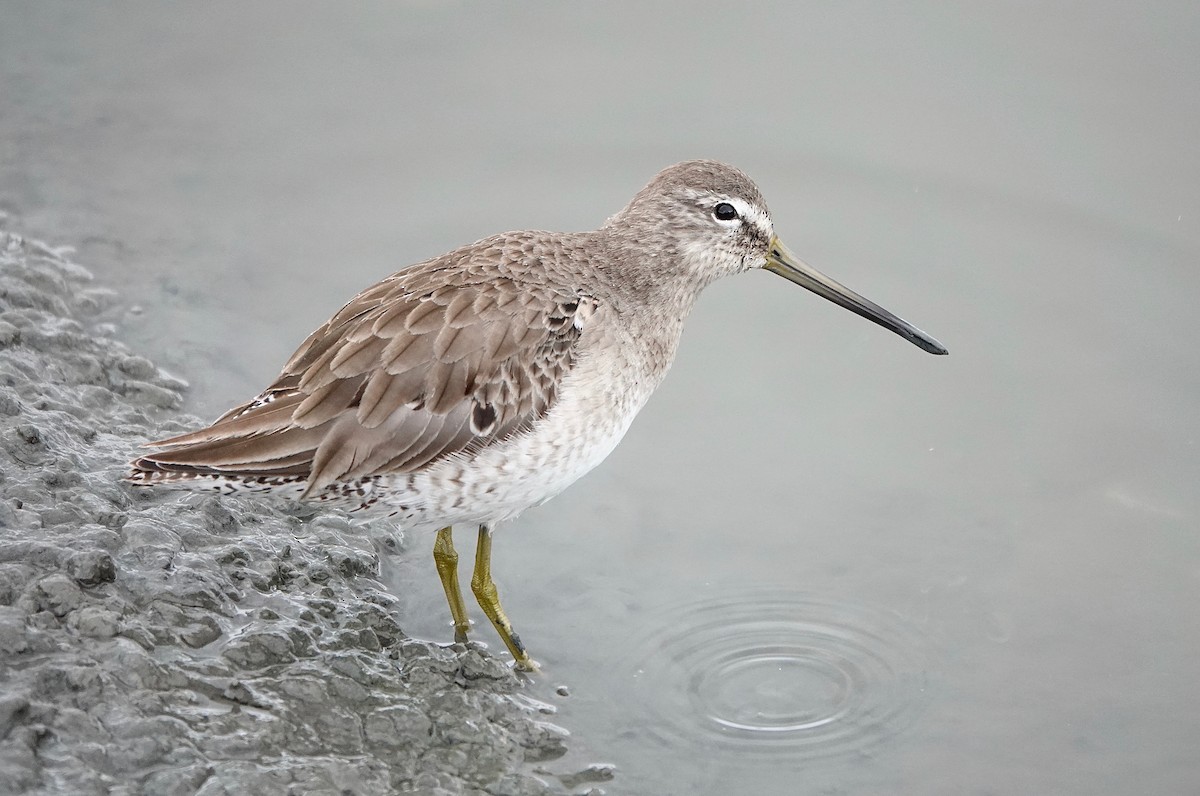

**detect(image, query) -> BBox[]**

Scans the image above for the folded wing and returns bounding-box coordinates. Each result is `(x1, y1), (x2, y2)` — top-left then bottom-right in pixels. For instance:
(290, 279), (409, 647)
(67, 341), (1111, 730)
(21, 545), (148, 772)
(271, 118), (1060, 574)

(131, 250), (594, 497)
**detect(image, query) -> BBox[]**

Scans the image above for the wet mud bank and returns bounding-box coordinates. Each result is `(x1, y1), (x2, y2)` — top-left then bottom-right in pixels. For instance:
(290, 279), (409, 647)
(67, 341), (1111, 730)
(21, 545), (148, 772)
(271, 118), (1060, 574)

(0, 225), (594, 795)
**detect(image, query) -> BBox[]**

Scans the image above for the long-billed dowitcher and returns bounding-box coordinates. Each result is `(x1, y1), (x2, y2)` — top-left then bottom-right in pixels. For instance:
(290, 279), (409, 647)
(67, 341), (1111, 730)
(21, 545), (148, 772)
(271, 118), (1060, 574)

(128, 160), (947, 669)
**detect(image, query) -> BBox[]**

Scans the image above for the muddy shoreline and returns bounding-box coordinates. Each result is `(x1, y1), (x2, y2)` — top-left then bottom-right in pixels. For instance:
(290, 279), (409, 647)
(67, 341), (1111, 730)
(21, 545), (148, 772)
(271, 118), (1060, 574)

(0, 224), (605, 795)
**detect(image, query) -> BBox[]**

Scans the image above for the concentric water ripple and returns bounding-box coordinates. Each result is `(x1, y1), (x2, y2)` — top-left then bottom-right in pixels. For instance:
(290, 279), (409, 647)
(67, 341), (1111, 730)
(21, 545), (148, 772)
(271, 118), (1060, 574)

(623, 588), (933, 760)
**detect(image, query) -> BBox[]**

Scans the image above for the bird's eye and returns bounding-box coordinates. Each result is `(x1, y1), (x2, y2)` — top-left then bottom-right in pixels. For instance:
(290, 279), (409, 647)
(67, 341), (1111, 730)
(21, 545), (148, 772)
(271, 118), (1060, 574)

(712, 202), (739, 221)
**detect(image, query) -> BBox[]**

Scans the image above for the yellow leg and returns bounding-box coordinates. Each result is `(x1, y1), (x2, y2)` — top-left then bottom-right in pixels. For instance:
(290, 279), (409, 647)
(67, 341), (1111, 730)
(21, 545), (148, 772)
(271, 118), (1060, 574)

(432, 526), (471, 643)
(471, 523), (537, 671)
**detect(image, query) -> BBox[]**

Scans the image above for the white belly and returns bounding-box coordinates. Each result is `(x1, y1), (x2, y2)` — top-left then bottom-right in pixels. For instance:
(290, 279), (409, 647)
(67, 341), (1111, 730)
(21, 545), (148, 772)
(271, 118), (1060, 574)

(377, 340), (658, 532)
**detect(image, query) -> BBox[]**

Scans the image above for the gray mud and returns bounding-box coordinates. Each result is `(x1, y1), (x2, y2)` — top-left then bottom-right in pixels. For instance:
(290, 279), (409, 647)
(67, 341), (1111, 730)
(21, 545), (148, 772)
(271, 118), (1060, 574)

(0, 224), (592, 795)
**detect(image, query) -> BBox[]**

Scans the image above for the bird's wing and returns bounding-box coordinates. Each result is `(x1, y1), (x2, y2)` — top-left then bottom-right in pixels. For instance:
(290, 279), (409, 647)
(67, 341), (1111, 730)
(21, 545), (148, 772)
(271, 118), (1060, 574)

(133, 255), (595, 496)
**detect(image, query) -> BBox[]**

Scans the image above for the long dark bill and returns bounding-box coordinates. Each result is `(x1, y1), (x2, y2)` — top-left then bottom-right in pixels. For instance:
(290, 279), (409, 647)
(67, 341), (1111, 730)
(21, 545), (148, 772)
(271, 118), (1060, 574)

(765, 236), (948, 355)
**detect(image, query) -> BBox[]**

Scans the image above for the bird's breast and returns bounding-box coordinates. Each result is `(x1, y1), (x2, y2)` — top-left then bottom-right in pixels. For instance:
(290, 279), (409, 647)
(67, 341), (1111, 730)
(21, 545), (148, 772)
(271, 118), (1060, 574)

(399, 311), (675, 527)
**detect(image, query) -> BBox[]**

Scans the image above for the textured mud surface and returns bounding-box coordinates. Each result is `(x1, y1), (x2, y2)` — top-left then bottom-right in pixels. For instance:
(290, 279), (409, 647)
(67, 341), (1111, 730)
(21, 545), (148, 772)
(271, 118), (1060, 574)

(0, 225), (595, 795)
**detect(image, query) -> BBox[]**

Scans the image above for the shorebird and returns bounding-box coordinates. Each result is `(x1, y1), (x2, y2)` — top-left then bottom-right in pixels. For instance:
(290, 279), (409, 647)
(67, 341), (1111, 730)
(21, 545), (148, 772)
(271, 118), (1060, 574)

(128, 160), (947, 670)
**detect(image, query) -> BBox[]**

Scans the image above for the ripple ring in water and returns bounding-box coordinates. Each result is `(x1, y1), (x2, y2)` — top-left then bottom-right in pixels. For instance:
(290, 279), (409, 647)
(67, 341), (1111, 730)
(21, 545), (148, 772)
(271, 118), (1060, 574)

(624, 588), (932, 760)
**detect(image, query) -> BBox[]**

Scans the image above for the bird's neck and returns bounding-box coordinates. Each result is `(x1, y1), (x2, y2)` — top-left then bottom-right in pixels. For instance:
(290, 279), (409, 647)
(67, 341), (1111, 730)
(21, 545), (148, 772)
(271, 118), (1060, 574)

(590, 228), (711, 321)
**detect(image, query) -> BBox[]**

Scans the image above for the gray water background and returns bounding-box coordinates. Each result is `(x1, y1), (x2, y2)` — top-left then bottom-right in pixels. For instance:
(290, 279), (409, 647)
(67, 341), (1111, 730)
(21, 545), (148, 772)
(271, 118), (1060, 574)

(3, 2), (1198, 794)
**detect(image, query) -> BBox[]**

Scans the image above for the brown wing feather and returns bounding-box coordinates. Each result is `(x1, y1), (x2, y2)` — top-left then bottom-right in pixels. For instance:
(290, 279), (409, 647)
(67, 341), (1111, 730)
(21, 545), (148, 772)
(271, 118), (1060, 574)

(130, 239), (594, 497)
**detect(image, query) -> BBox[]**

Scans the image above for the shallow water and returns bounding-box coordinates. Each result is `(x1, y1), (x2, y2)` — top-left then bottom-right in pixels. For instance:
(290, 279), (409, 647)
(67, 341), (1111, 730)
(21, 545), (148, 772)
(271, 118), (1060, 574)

(3, 2), (1198, 794)
(621, 589), (933, 759)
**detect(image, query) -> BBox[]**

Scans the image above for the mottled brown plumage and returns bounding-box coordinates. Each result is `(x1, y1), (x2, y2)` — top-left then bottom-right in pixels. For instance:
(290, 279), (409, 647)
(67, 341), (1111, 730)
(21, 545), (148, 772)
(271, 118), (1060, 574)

(132, 232), (607, 495)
